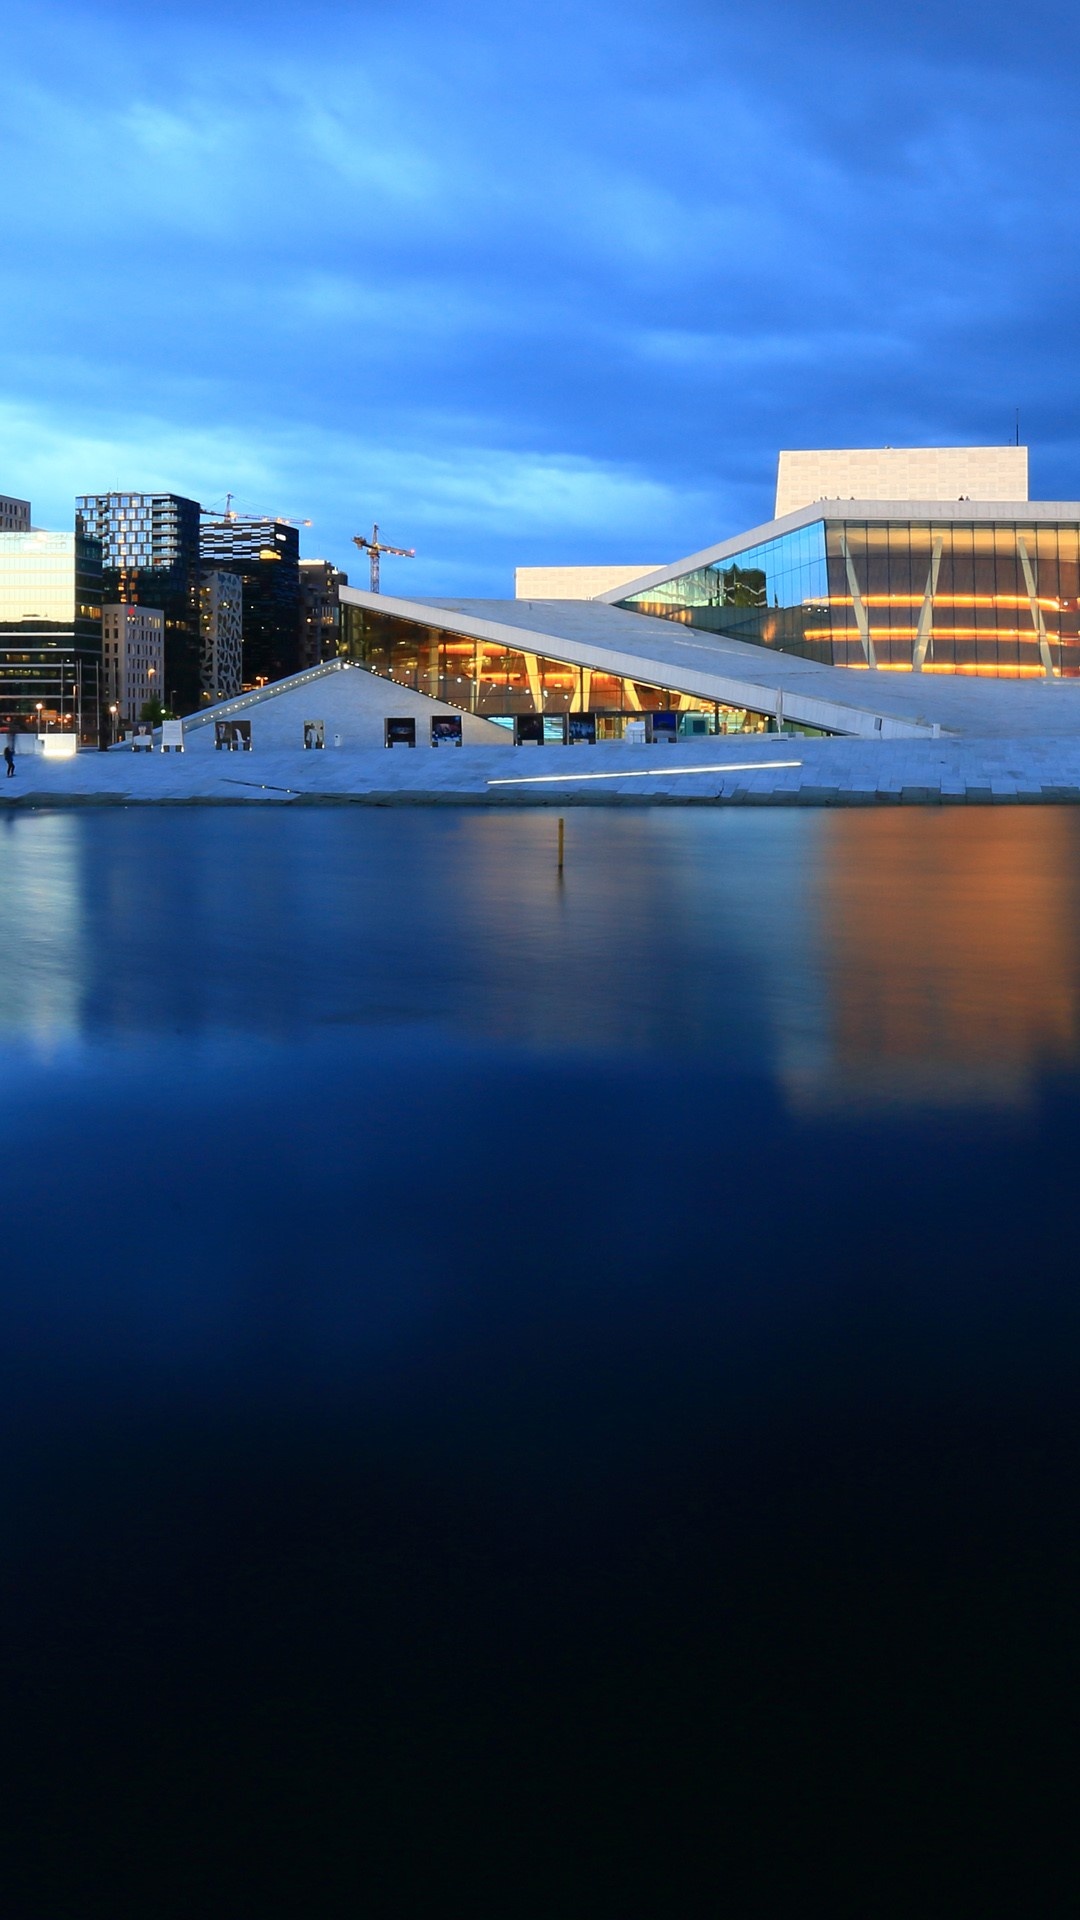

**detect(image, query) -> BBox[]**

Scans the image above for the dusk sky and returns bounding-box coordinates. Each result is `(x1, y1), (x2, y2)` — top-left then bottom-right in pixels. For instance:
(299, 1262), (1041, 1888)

(3, 0), (1079, 593)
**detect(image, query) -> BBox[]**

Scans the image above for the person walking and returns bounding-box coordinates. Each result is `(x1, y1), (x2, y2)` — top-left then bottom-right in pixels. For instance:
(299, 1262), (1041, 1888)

(3, 739), (15, 779)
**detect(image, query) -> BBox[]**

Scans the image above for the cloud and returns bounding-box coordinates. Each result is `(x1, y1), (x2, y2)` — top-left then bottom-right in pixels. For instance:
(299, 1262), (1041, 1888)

(1, 0), (1079, 588)
(0, 393), (710, 592)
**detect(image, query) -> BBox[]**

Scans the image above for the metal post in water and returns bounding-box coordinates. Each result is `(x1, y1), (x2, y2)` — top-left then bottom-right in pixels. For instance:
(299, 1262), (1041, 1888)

(558, 817), (565, 873)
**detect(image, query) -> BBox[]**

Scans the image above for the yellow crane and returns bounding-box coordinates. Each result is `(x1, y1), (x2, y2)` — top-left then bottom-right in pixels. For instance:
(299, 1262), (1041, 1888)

(353, 524), (415, 594)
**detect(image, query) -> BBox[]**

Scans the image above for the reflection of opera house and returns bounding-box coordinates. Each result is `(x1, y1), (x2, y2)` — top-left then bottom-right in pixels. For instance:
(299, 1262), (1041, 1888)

(326, 445), (1080, 744)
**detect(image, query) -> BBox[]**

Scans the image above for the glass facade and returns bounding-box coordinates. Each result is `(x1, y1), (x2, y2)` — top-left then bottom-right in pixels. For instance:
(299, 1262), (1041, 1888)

(76, 493), (202, 710)
(342, 604), (780, 736)
(200, 518), (302, 686)
(0, 529), (103, 738)
(621, 518), (1080, 677)
(299, 560), (348, 669)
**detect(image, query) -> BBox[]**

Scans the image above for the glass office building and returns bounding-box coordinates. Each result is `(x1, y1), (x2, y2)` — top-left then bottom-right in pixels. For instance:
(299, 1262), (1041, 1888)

(620, 516), (1080, 677)
(0, 527), (103, 737)
(75, 492), (202, 710)
(200, 518), (302, 685)
(299, 560), (348, 669)
(342, 602), (774, 736)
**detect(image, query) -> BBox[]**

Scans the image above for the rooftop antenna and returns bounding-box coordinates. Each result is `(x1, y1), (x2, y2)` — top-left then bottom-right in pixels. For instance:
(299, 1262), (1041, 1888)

(352, 523), (415, 594)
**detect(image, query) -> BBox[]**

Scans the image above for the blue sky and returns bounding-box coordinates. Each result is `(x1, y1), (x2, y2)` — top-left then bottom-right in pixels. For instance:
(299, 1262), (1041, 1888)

(2, 0), (1079, 592)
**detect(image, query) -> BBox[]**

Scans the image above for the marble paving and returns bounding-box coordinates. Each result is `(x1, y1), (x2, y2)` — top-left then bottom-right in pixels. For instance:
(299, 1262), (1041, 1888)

(8, 733), (1080, 805)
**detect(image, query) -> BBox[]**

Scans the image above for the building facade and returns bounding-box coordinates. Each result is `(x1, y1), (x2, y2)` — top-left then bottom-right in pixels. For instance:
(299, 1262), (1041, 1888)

(0, 526), (103, 738)
(612, 501), (1080, 678)
(341, 600), (771, 738)
(75, 492), (202, 711)
(199, 569), (243, 701)
(199, 517), (301, 684)
(0, 494), (31, 533)
(299, 560), (348, 668)
(514, 564), (664, 600)
(102, 603), (165, 722)
(774, 445), (1030, 518)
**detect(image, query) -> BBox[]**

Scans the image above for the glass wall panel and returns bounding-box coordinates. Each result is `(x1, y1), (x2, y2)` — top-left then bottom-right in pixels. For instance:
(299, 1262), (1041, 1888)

(618, 519), (1080, 676)
(340, 606), (791, 735)
(0, 530), (103, 737)
(619, 522), (833, 662)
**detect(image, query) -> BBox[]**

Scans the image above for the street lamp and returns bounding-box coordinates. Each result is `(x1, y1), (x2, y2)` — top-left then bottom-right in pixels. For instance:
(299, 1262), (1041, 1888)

(35, 702), (43, 738)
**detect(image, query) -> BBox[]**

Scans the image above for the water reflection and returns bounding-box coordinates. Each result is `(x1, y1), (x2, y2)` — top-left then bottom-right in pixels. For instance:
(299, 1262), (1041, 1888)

(5, 804), (1080, 1906)
(805, 810), (1080, 1106)
(0, 813), (82, 1046)
(1, 808), (1079, 1106)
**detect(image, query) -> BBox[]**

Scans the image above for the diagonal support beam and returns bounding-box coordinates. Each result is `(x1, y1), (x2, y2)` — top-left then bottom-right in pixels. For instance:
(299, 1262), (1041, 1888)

(839, 535), (877, 668)
(1016, 536), (1056, 679)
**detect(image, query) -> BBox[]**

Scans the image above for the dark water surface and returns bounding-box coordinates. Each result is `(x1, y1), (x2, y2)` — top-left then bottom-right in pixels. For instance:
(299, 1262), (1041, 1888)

(3, 807), (1079, 1913)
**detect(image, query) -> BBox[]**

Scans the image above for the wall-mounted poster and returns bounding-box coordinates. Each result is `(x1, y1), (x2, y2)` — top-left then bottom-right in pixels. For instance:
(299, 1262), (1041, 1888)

(132, 722), (154, 751)
(385, 717), (416, 748)
(568, 714), (596, 745)
(303, 721), (325, 749)
(214, 720), (252, 751)
(514, 714), (544, 746)
(430, 715), (462, 747)
(161, 720), (184, 753)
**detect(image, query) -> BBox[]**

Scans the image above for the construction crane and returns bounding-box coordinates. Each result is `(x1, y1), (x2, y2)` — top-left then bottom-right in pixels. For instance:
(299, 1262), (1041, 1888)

(211, 496), (311, 529)
(353, 524), (415, 594)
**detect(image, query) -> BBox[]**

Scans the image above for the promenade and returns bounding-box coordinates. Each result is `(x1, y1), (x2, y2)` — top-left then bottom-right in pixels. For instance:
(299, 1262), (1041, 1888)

(8, 732), (1080, 805)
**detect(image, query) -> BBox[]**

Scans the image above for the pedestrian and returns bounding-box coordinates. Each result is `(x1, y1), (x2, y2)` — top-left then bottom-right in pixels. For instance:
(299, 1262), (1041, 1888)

(3, 741), (14, 779)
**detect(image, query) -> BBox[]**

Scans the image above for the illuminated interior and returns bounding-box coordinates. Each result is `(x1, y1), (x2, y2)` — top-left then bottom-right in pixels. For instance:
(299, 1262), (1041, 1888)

(341, 604), (816, 736)
(620, 518), (1080, 676)
(0, 529), (103, 737)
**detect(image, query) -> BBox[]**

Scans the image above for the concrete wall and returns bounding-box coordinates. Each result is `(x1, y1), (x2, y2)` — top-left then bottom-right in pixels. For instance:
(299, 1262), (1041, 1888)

(775, 447), (1029, 517)
(179, 660), (513, 752)
(515, 565), (664, 599)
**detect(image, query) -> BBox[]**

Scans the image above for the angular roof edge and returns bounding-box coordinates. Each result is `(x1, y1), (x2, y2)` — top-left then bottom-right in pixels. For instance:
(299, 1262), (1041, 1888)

(598, 498), (1080, 605)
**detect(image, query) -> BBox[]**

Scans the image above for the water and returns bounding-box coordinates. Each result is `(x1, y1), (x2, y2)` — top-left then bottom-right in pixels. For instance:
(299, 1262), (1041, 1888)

(3, 807), (1079, 1912)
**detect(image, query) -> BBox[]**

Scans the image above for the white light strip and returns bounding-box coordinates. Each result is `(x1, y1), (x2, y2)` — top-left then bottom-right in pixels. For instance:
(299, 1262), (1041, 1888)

(487, 759), (803, 787)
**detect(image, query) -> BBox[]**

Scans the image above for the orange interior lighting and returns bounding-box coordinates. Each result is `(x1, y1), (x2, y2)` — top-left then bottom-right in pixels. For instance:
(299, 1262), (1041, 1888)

(812, 593), (1062, 611)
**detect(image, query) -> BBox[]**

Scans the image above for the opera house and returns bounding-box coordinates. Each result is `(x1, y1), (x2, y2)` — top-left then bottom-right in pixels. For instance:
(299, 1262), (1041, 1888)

(322, 444), (1080, 747)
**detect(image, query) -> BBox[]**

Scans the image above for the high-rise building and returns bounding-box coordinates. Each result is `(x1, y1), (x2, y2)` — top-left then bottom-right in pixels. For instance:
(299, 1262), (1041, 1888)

(299, 559), (348, 668)
(199, 569), (243, 702)
(0, 522), (103, 738)
(101, 604), (165, 724)
(199, 517), (301, 684)
(0, 494), (31, 533)
(75, 492), (201, 711)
